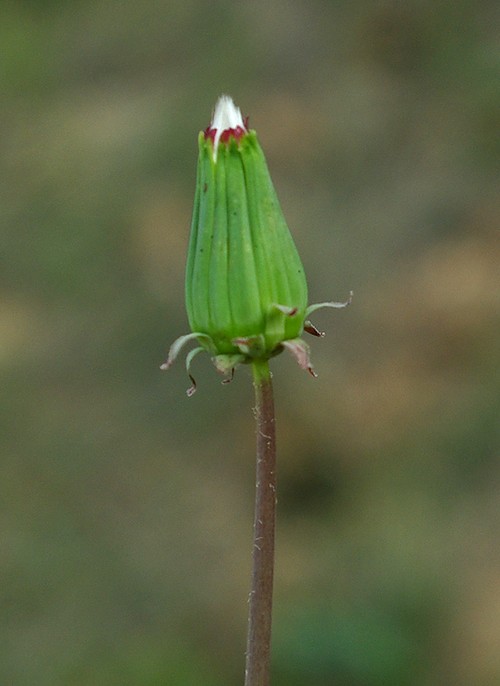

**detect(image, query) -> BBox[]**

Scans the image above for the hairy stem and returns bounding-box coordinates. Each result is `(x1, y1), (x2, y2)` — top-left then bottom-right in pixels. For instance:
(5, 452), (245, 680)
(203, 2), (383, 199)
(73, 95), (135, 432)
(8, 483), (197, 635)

(245, 358), (277, 686)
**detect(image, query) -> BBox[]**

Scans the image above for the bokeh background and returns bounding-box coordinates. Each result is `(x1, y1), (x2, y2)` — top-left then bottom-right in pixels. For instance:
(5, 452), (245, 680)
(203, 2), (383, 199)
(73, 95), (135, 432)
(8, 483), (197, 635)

(1, 1), (499, 684)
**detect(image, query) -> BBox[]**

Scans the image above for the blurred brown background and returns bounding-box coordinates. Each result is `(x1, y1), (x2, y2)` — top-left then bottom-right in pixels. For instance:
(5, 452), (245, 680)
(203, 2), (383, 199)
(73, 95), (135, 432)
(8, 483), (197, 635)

(1, 1), (499, 684)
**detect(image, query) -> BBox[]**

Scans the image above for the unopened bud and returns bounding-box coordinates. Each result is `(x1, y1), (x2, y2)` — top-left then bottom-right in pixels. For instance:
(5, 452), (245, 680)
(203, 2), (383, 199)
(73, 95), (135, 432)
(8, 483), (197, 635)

(162, 96), (351, 394)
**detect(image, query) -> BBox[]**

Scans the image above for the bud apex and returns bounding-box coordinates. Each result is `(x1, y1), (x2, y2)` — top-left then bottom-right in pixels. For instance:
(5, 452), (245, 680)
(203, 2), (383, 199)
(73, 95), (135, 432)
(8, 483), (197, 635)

(162, 96), (350, 393)
(206, 95), (247, 159)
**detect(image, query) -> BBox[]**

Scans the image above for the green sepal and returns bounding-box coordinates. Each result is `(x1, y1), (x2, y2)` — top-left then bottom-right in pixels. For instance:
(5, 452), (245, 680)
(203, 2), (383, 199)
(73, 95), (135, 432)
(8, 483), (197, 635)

(160, 332), (213, 371)
(305, 291), (353, 318)
(281, 337), (317, 377)
(213, 354), (246, 376)
(185, 346), (205, 396)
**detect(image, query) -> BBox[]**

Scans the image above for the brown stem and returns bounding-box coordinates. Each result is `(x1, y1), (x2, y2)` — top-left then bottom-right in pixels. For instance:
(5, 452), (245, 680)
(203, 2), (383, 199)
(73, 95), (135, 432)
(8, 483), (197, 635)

(245, 358), (276, 686)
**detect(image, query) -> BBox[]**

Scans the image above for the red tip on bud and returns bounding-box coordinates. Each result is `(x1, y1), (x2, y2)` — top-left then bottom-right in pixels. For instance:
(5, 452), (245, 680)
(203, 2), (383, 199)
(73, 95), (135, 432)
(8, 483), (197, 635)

(204, 94), (248, 159)
(204, 125), (247, 144)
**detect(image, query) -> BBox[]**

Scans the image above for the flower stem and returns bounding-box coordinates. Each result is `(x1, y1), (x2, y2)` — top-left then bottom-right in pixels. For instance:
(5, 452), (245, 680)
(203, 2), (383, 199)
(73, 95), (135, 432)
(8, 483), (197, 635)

(245, 358), (276, 686)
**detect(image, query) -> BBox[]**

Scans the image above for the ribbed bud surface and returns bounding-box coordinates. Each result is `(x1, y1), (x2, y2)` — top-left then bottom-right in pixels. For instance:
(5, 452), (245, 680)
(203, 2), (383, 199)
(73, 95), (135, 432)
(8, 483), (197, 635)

(185, 126), (308, 357)
(162, 95), (350, 392)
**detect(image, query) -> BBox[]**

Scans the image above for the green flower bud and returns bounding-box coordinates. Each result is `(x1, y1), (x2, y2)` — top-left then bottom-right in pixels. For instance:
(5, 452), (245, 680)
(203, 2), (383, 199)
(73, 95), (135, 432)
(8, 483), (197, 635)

(187, 96), (308, 356)
(162, 96), (351, 395)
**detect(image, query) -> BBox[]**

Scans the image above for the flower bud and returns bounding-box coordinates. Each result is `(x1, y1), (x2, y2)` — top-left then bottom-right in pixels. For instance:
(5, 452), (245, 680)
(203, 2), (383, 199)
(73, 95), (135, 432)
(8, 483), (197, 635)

(162, 96), (351, 394)
(187, 96), (308, 355)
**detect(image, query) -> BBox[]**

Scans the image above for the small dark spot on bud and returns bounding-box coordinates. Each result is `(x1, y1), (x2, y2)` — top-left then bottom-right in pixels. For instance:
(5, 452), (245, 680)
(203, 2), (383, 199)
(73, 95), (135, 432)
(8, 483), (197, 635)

(203, 182), (208, 193)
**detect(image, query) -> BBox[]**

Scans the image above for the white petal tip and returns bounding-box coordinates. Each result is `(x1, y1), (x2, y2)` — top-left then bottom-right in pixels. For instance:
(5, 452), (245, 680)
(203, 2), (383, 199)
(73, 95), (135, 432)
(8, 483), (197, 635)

(209, 94), (246, 160)
(211, 94), (244, 131)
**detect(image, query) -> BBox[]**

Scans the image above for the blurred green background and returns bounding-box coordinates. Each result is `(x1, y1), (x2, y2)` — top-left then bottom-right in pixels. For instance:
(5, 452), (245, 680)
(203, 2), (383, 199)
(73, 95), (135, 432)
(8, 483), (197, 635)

(1, 1), (499, 684)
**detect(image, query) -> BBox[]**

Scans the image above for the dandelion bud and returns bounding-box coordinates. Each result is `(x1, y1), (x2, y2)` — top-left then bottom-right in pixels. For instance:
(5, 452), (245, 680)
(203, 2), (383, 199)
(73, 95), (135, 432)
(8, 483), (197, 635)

(162, 96), (351, 393)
